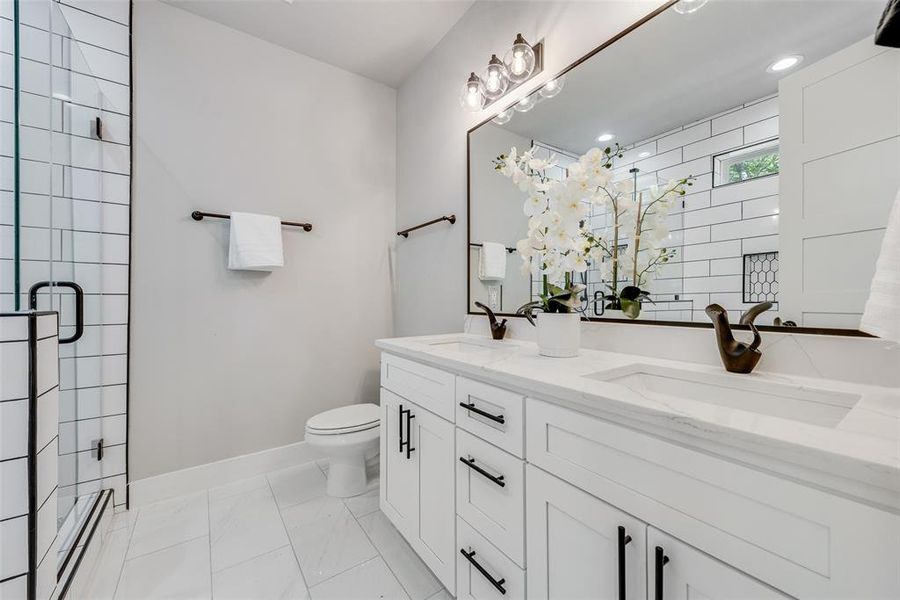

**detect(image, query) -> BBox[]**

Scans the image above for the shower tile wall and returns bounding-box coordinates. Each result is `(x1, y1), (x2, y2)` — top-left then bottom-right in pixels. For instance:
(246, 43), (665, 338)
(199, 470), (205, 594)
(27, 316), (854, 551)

(591, 95), (780, 324)
(0, 312), (60, 599)
(0, 0), (131, 510)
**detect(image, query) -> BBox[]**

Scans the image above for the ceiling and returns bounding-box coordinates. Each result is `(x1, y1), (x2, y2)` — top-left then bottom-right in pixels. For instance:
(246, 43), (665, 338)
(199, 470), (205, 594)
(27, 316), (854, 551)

(163, 0), (474, 88)
(494, 0), (886, 154)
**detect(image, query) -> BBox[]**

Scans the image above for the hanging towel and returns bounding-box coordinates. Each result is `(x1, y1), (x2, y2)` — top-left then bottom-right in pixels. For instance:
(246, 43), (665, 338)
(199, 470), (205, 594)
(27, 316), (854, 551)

(478, 242), (507, 281)
(860, 188), (900, 342)
(227, 212), (284, 271)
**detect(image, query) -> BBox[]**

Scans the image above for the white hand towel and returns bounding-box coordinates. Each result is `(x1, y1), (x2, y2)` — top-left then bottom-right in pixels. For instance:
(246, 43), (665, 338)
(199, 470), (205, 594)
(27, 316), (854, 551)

(860, 188), (900, 342)
(227, 212), (284, 271)
(478, 242), (507, 281)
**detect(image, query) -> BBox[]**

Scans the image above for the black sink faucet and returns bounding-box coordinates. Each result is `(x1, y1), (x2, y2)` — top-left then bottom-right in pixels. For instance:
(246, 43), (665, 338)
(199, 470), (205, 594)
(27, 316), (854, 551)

(474, 302), (508, 340)
(705, 302), (772, 374)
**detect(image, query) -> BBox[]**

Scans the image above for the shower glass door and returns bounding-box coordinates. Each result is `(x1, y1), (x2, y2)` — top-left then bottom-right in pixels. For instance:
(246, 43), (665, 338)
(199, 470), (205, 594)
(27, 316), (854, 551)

(7, 0), (120, 570)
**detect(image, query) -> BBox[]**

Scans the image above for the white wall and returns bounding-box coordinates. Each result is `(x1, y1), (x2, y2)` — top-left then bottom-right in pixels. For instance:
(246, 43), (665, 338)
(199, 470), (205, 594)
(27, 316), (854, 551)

(395, 0), (664, 335)
(130, 0), (396, 480)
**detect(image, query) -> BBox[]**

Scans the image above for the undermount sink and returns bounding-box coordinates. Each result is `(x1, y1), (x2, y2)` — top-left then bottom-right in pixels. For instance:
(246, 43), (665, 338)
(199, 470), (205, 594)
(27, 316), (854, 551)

(586, 364), (861, 428)
(426, 336), (505, 354)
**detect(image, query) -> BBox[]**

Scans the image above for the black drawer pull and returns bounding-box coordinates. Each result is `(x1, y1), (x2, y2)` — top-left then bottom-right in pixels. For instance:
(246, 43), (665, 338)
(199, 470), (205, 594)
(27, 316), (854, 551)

(618, 526), (632, 600)
(459, 456), (506, 487)
(459, 401), (505, 424)
(460, 548), (506, 595)
(654, 546), (669, 600)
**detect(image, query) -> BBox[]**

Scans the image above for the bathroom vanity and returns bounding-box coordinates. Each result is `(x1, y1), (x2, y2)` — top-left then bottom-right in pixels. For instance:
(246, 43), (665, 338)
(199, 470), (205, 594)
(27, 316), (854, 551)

(377, 334), (900, 599)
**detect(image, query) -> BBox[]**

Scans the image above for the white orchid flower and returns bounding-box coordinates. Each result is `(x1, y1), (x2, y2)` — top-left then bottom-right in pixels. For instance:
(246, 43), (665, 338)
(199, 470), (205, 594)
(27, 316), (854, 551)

(523, 195), (546, 217)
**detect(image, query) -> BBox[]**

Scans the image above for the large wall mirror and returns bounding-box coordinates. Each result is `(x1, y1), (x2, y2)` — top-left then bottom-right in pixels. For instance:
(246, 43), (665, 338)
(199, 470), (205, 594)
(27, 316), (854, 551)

(467, 0), (897, 334)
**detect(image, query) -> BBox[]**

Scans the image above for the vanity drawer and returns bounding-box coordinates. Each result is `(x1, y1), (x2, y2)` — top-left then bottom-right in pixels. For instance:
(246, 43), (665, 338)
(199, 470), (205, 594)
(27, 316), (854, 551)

(456, 429), (525, 566)
(381, 353), (455, 421)
(455, 377), (524, 457)
(525, 397), (900, 599)
(457, 517), (525, 600)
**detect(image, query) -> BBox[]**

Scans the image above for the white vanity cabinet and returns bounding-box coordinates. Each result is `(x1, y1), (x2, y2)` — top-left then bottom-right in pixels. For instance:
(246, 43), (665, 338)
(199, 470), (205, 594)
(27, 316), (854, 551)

(378, 348), (900, 600)
(380, 385), (456, 592)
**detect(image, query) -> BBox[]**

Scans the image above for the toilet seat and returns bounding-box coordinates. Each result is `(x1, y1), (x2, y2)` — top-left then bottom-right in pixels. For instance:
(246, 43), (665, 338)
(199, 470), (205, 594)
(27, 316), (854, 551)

(306, 403), (380, 435)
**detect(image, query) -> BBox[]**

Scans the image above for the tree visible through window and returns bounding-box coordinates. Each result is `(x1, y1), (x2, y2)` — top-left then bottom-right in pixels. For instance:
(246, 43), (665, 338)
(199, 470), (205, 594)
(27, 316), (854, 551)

(714, 138), (779, 187)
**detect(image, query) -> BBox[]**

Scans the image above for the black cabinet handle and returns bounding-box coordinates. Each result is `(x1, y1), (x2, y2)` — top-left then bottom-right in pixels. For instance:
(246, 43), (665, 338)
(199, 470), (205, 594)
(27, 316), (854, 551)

(398, 405), (415, 458)
(459, 456), (505, 487)
(29, 281), (84, 344)
(618, 526), (632, 600)
(460, 548), (506, 595)
(654, 546), (669, 600)
(459, 401), (505, 424)
(405, 409), (415, 459)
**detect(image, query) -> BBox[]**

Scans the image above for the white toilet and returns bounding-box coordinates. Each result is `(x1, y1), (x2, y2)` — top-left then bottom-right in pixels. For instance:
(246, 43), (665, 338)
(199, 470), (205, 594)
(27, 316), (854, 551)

(305, 403), (380, 498)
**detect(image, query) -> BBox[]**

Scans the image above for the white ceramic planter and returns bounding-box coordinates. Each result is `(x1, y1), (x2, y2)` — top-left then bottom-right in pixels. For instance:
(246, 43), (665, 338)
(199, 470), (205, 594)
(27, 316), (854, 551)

(536, 312), (581, 358)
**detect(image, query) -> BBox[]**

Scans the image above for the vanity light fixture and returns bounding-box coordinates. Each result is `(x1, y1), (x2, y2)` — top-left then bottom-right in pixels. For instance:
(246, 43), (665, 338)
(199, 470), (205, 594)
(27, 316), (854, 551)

(596, 133), (615, 142)
(459, 34), (543, 113)
(766, 55), (803, 73)
(673, 0), (708, 14)
(538, 75), (565, 99)
(460, 72), (486, 112)
(482, 55), (509, 100)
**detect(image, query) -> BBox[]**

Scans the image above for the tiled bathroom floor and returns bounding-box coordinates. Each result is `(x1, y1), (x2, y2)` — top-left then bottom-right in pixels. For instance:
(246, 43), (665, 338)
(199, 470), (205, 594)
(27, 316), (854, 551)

(81, 461), (451, 600)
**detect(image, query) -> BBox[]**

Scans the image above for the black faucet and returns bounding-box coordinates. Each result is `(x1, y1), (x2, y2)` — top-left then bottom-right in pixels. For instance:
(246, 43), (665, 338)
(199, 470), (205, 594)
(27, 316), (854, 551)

(474, 302), (508, 340)
(705, 302), (772, 374)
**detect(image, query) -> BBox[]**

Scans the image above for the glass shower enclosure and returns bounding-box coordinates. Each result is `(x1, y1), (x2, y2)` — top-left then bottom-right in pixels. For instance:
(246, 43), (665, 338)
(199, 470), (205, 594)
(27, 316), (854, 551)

(3, 0), (126, 572)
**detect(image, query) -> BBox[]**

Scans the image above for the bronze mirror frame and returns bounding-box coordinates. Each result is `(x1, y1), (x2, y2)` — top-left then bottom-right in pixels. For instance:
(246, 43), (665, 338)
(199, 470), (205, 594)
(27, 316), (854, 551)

(465, 0), (873, 338)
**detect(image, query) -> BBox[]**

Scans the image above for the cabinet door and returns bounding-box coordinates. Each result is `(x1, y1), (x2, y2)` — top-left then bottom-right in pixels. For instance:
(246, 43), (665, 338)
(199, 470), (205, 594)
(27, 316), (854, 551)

(648, 528), (790, 600)
(410, 404), (457, 594)
(379, 389), (418, 540)
(526, 465), (647, 600)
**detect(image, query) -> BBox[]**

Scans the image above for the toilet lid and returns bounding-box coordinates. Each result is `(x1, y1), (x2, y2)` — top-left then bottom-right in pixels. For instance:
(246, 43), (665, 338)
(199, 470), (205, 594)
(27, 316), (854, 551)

(307, 403), (380, 433)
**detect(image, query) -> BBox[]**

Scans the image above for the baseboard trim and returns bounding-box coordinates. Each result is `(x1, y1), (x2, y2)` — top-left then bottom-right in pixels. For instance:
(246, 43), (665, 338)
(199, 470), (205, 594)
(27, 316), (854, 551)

(129, 441), (318, 507)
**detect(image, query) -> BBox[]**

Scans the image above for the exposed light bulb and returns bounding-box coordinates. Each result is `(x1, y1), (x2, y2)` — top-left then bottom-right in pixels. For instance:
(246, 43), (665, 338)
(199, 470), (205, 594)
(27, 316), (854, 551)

(481, 55), (509, 101)
(503, 34), (537, 84)
(767, 55), (803, 73)
(493, 109), (513, 125)
(538, 75), (565, 99)
(459, 72), (485, 112)
(514, 95), (537, 113)
(673, 0), (708, 14)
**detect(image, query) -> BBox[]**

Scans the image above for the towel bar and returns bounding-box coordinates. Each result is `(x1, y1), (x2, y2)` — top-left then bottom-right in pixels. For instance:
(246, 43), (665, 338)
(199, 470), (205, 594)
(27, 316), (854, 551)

(191, 210), (312, 231)
(397, 215), (455, 238)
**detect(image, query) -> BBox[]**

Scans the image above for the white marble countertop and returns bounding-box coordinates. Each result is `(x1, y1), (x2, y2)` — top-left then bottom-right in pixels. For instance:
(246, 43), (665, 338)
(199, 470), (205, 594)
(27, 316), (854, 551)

(376, 333), (900, 512)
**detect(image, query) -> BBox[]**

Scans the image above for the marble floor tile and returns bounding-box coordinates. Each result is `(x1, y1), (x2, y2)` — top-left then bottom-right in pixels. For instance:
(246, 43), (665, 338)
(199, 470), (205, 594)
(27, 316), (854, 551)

(359, 511), (442, 600)
(212, 545), (309, 600)
(209, 485), (291, 572)
(267, 463), (327, 509)
(282, 495), (378, 587)
(342, 488), (379, 519)
(309, 557), (410, 600)
(116, 537), (211, 600)
(208, 475), (268, 502)
(109, 509), (138, 535)
(127, 492), (209, 559)
(425, 590), (453, 600)
(80, 527), (131, 600)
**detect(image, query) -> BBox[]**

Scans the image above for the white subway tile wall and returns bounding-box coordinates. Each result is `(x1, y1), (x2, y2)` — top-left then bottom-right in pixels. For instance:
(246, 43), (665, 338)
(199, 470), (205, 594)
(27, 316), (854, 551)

(586, 95), (781, 324)
(0, 0), (131, 529)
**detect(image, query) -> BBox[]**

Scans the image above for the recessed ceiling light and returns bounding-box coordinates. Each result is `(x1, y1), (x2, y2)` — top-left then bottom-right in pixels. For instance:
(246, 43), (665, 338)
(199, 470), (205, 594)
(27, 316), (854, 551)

(638, 151), (651, 158)
(767, 55), (803, 73)
(597, 133), (615, 142)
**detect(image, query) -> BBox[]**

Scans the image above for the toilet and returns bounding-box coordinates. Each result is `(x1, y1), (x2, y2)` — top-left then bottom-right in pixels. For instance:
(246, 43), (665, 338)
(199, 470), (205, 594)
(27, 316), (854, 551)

(305, 403), (380, 498)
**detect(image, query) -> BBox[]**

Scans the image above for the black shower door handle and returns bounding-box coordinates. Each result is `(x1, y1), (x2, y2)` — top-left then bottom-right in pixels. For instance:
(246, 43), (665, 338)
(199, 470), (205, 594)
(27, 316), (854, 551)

(29, 281), (84, 344)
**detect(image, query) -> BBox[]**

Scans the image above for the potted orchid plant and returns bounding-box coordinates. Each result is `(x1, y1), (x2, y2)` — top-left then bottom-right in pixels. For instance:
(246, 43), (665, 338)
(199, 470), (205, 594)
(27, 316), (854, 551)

(494, 145), (621, 356)
(496, 144), (695, 352)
